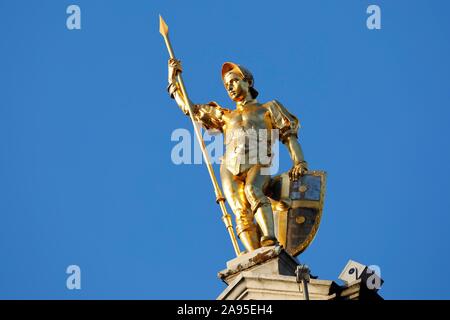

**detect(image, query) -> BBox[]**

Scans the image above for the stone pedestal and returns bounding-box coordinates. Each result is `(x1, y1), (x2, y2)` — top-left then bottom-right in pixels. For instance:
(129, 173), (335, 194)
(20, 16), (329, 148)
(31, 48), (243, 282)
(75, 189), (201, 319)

(218, 246), (298, 285)
(217, 246), (382, 300)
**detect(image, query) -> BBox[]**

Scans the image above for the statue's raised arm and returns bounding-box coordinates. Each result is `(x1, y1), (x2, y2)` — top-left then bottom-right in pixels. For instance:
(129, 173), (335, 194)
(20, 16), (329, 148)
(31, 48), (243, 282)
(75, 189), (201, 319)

(167, 58), (229, 132)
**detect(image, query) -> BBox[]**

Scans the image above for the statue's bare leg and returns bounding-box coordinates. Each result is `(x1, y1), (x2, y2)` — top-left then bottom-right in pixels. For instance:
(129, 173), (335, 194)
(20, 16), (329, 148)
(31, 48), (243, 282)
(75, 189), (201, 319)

(220, 163), (260, 252)
(244, 165), (277, 246)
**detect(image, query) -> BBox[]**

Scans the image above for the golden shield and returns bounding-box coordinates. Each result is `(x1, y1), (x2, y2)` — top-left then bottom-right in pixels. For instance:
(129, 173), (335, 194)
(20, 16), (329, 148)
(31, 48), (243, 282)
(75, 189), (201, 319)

(266, 170), (327, 257)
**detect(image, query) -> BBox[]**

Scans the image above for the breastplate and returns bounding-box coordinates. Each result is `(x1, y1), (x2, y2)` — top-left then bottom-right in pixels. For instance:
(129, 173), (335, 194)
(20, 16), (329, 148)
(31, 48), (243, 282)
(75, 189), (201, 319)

(223, 104), (273, 175)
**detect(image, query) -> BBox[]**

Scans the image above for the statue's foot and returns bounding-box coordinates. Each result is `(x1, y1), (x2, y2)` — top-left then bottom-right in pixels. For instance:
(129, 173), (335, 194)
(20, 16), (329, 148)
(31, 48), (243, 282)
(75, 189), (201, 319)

(239, 230), (260, 252)
(260, 236), (278, 247)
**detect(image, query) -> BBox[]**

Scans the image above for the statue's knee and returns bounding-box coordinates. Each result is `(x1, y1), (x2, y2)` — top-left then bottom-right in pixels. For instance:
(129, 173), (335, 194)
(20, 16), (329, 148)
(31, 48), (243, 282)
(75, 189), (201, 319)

(245, 183), (267, 210)
(244, 184), (257, 202)
(235, 211), (256, 235)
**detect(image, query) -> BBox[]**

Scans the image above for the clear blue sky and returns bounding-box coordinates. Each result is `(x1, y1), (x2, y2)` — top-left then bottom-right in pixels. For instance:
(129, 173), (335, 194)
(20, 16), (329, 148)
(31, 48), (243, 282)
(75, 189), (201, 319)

(1, 0), (450, 299)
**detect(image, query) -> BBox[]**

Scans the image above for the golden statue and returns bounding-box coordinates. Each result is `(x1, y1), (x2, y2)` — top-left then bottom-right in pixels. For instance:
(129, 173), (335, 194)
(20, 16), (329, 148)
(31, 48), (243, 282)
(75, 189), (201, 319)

(168, 59), (308, 251)
(160, 16), (326, 257)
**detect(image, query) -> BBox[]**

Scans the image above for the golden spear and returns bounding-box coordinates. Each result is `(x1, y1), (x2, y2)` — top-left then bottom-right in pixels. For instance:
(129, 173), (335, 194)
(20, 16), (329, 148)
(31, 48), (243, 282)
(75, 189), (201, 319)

(159, 15), (241, 256)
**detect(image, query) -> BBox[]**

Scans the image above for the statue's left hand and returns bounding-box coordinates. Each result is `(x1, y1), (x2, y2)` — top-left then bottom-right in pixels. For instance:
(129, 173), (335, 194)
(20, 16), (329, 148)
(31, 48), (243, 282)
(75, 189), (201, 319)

(289, 161), (308, 181)
(168, 58), (182, 84)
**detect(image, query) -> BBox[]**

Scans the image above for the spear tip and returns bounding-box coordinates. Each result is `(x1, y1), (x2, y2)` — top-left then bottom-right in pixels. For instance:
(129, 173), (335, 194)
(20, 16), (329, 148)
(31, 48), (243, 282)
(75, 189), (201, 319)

(159, 15), (169, 36)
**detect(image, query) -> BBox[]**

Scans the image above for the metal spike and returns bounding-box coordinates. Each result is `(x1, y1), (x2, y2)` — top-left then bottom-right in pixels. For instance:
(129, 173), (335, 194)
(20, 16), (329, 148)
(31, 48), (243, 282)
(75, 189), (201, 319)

(159, 15), (168, 36)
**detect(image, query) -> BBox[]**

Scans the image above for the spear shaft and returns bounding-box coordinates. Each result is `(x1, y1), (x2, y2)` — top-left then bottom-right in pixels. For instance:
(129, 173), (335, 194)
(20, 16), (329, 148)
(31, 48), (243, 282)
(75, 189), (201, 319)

(159, 15), (241, 256)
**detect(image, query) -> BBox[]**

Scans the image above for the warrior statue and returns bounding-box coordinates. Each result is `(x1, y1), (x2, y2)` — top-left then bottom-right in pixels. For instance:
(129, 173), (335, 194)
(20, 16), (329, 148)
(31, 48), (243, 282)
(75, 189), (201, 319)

(167, 59), (309, 253)
(160, 16), (325, 257)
